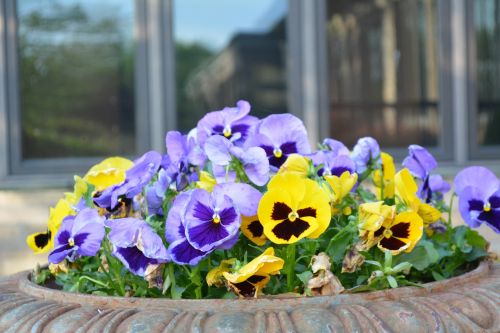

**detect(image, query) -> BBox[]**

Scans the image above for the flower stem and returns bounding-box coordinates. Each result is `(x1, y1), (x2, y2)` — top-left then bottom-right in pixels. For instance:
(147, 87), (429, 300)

(325, 220), (356, 254)
(286, 244), (296, 292)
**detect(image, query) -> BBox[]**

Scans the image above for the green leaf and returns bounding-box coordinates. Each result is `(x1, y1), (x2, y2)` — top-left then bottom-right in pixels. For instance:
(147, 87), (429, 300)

(364, 260), (382, 268)
(431, 270), (445, 281)
(394, 240), (439, 271)
(453, 226), (472, 253)
(297, 271), (313, 286)
(386, 275), (398, 289)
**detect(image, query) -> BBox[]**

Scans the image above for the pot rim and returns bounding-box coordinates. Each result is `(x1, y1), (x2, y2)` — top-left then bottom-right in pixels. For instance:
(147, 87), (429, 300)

(17, 261), (492, 312)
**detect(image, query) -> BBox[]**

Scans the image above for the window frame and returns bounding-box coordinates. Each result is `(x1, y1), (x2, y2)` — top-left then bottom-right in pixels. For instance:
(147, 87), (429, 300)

(0, 0), (172, 188)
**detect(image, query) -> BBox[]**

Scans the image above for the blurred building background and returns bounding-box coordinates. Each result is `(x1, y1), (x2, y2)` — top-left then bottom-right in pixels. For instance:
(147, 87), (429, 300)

(0, 0), (499, 275)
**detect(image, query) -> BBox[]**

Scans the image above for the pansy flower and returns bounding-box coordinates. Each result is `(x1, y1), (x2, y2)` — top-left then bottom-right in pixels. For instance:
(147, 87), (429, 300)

(245, 114), (311, 169)
(258, 173), (331, 244)
(106, 217), (169, 276)
(357, 202), (396, 250)
(197, 100), (258, 146)
(27, 199), (74, 254)
(94, 151), (162, 211)
(324, 171), (358, 210)
(277, 153), (312, 178)
(204, 135), (270, 186)
(373, 211), (423, 255)
(454, 166), (500, 233)
(309, 151), (355, 178)
(166, 184), (262, 265)
(351, 137), (381, 174)
(48, 208), (105, 264)
(222, 247), (284, 297)
(403, 145), (450, 203)
(395, 168), (441, 225)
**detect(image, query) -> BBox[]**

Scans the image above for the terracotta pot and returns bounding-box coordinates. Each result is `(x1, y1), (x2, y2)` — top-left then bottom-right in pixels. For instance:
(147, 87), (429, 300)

(0, 261), (498, 332)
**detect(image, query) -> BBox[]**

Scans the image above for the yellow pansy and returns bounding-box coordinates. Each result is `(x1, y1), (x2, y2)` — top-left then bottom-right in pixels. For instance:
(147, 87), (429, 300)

(373, 152), (395, 199)
(241, 215), (267, 246)
(258, 173), (331, 244)
(357, 202), (396, 249)
(84, 157), (133, 191)
(374, 211), (423, 255)
(277, 154), (311, 177)
(222, 248), (284, 297)
(324, 171), (358, 204)
(206, 259), (236, 287)
(395, 168), (441, 225)
(26, 199), (74, 254)
(196, 171), (217, 192)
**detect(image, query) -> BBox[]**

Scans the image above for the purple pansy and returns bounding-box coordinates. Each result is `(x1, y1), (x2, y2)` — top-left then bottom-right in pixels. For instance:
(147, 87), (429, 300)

(197, 100), (258, 146)
(245, 113), (311, 169)
(166, 184), (262, 265)
(351, 137), (381, 174)
(94, 151), (162, 210)
(322, 138), (351, 157)
(454, 166), (500, 233)
(204, 135), (270, 186)
(403, 145), (450, 202)
(145, 168), (170, 215)
(48, 208), (105, 264)
(106, 217), (169, 276)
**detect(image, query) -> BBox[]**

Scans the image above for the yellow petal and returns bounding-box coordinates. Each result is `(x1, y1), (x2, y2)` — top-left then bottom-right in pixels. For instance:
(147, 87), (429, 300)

(301, 179), (332, 238)
(278, 154), (310, 178)
(84, 157), (133, 191)
(47, 199), (74, 233)
(418, 203), (441, 225)
(223, 248), (284, 284)
(324, 171), (358, 203)
(267, 173), (305, 209)
(196, 171), (217, 192)
(241, 215), (267, 246)
(395, 168), (419, 211)
(206, 258), (236, 287)
(26, 231), (52, 254)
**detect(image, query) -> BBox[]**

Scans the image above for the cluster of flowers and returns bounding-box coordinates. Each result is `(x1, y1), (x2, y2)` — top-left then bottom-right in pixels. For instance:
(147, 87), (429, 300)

(27, 101), (497, 298)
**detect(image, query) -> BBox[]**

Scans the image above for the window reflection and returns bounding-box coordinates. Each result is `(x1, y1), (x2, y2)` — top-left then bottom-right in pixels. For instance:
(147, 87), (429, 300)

(174, 0), (288, 132)
(17, 0), (136, 159)
(326, 0), (439, 148)
(475, 0), (500, 146)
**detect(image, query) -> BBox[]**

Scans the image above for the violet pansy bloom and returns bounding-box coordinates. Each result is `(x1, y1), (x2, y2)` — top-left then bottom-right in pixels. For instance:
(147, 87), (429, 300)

(245, 113), (311, 169)
(454, 166), (500, 233)
(204, 135), (270, 186)
(166, 184), (262, 265)
(145, 168), (170, 215)
(403, 145), (450, 202)
(351, 137), (381, 174)
(197, 100), (258, 146)
(106, 217), (169, 276)
(48, 208), (105, 264)
(94, 151), (162, 210)
(322, 138), (350, 157)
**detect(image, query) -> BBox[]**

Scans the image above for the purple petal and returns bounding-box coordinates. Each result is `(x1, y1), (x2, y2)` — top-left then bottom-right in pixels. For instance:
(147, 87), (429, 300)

(186, 220), (230, 251)
(322, 138), (350, 156)
(204, 135), (233, 166)
(54, 216), (75, 248)
(429, 174), (451, 194)
(73, 222), (104, 257)
(478, 209), (500, 233)
(402, 145), (437, 179)
(241, 147), (270, 186)
(213, 183), (262, 216)
(458, 186), (485, 228)
(48, 245), (72, 264)
(351, 137), (380, 173)
(454, 166), (500, 198)
(165, 192), (191, 243)
(113, 246), (158, 276)
(167, 238), (209, 266)
(106, 218), (142, 248)
(217, 232), (240, 250)
(166, 131), (187, 164)
(212, 164), (236, 184)
(72, 208), (105, 232)
(139, 224), (169, 260)
(222, 100), (251, 124)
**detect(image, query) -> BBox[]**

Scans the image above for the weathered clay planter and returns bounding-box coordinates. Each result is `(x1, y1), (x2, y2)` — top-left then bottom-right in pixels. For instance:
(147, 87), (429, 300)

(0, 261), (498, 332)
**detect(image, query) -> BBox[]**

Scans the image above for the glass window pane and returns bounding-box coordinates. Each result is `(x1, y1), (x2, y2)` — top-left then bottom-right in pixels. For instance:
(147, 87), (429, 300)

(174, 0), (289, 132)
(17, 0), (136, 159)
(326, 0), (440, 148)
(475, 0), (500, 146)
